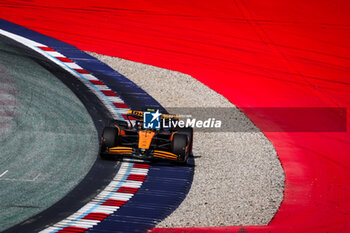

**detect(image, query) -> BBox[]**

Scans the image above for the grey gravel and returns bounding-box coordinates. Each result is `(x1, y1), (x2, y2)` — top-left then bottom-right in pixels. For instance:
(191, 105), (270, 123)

(87, 52), (285, 227)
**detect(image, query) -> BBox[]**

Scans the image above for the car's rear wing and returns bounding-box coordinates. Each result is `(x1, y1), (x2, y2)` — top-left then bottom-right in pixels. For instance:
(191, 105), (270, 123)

(127, 110), (179, 121)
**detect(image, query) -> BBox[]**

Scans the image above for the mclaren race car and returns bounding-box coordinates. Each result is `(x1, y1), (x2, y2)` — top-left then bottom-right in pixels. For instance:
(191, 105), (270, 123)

(100, 110), (193, 164)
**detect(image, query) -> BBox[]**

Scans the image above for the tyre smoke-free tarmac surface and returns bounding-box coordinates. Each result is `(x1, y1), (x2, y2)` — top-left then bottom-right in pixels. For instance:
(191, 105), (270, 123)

(0, 40), (98, 232)
(88, 52), (285, 227)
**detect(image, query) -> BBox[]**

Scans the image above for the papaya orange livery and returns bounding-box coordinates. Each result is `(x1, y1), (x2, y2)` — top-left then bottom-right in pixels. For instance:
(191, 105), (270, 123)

(100, 111), (193, 164)
(138, 130), (155, 149)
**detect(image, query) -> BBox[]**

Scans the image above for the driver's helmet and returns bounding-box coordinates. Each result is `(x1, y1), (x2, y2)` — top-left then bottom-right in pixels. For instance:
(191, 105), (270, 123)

(136, 120), (143, 130)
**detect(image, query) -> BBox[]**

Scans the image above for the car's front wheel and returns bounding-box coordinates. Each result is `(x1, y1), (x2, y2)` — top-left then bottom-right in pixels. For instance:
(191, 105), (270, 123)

(172, 133), (189, 164)
(175, 127), (193, 156)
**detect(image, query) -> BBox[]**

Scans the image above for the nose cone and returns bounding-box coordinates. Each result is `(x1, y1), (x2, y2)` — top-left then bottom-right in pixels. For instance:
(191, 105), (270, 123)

(138, 130), (155, 149)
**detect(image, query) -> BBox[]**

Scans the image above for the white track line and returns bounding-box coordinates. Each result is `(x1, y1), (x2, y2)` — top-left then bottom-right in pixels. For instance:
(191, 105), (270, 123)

(0, 170), (8, 178)
(0, 28), (150, 233)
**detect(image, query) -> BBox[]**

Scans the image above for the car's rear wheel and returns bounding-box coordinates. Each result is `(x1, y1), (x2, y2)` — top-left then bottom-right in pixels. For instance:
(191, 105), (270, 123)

(100, 127), (119, 159)
(176, 127), (193, 156)
(172, 133), (189, 164)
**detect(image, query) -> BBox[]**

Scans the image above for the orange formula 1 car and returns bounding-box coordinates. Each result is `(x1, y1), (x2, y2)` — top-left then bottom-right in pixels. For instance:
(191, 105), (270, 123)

(100, 110), (193, 164)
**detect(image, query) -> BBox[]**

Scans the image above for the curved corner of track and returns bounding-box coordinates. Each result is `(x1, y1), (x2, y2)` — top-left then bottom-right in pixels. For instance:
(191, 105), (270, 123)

(0, 19), (194, 233)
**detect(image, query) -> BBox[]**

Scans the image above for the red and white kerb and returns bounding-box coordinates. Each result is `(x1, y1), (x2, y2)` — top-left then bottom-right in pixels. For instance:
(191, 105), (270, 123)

(37, 45), (131, 120)
(0, 29), (149, 233)
(40, 163), (149, 233)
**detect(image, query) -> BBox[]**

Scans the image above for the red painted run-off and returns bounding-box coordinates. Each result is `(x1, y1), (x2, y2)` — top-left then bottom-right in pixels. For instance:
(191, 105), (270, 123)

(1, 1), (350, 232)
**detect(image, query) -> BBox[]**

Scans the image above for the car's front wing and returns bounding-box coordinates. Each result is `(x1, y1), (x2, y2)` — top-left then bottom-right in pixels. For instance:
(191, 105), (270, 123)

(106, 146), (179, 161)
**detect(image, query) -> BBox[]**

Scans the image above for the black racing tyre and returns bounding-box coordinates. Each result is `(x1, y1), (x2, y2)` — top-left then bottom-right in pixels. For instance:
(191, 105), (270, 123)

(176, 127), (193, 156)
(100, 127), (119, 159)
(108, 119), (128, 129)
(99, 145), (109, 160)
(172, 133), (189, 164)
(102, 126), (119, 147)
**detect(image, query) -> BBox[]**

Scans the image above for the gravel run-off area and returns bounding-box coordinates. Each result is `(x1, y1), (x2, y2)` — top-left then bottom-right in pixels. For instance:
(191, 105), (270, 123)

(88, 52), (285, 227)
